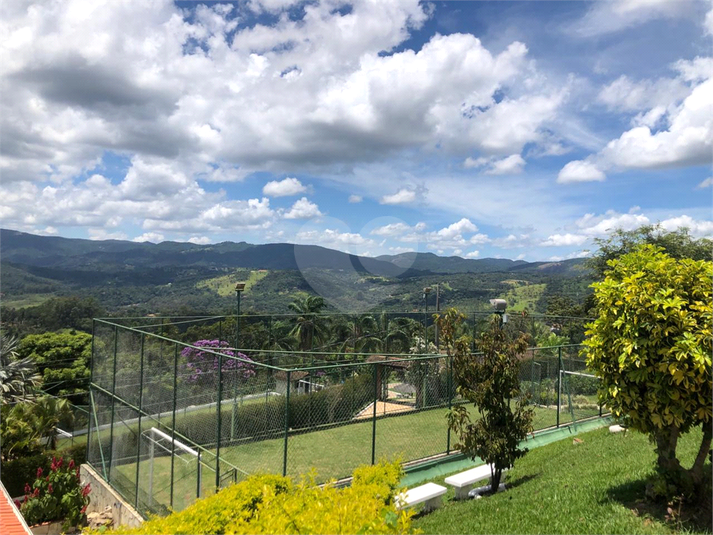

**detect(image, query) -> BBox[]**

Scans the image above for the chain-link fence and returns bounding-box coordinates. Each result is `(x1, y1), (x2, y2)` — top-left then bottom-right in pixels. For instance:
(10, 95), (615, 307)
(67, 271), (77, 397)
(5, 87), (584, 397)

(87, 313), (602, 517)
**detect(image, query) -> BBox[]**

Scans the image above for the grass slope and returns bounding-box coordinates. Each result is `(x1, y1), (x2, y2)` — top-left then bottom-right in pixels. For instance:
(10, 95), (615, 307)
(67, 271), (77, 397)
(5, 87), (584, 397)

(500, 281), (546, 313)
(415, 427), (710, 534)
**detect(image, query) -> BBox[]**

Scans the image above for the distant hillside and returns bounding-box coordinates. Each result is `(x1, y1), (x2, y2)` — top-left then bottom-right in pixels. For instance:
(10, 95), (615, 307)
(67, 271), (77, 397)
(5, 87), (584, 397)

(0, 229), (593, 315)
(376, 251), (529, 273)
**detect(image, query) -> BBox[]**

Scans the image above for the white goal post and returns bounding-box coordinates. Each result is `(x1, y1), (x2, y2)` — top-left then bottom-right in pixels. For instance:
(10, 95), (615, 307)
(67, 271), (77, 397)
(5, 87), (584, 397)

(142, 427), (201, 507)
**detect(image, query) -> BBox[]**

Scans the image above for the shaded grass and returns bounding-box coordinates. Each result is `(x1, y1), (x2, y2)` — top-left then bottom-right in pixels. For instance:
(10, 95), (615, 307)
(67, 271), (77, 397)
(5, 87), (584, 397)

(414, 427), (711, 534)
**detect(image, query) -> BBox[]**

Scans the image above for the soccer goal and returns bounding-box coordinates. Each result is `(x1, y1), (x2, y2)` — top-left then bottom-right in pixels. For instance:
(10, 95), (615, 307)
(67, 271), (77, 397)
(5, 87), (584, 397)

(142, 427), (203, 508)
(560, 369), (601, 428)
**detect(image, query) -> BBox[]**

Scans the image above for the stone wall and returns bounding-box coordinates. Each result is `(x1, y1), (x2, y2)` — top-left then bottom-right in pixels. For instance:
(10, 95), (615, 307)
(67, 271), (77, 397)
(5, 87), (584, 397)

(79, 465), (143, 529)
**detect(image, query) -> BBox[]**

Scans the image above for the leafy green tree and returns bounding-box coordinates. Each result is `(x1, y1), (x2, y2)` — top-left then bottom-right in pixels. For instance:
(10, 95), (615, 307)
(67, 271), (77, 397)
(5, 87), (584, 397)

(583, 245), (712, 498)
(448, 315), (534, 493)
(0, 332), (41, 405)
(588, 225), (712, 280)
(0, 395), (73, 457)
(17, 331), (91, 402)
(288, 295), (330, 352)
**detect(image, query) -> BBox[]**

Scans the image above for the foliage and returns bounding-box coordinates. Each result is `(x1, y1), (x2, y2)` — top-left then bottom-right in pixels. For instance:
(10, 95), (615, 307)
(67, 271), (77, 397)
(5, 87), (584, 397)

(448, 315), (534, 492)
(102, 461), (414, 535)
(0, 332), (41, 404)
(587, 225), (712, 280)
(1, 444), (84, 498)
(19, 456), (90, 530)
(181, 340), (256, 385)
(17, 330), (91, 401)
(288, 295), (330, 351)
(583, 245), (712, 499)
(1, 396), (74, 458)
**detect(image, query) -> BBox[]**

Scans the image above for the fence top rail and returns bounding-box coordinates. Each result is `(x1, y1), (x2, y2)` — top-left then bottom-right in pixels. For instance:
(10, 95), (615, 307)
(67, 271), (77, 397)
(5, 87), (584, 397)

(96, 311), (595, 322)
(94, 317), (585, 372)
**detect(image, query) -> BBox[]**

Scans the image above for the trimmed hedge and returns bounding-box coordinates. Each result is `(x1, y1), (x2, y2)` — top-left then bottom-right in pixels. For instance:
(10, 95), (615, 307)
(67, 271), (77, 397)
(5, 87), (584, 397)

(102, 461), (415, 535)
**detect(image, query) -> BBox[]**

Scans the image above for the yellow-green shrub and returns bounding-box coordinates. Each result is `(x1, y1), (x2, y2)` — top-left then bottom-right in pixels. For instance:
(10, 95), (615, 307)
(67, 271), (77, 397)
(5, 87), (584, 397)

(101, 474), (291, 535)
(90, 462), (416, 535)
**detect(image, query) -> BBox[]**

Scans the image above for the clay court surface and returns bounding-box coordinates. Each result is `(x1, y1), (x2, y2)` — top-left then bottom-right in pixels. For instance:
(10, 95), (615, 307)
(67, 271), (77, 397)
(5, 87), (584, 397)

(354, 401), (415, 420)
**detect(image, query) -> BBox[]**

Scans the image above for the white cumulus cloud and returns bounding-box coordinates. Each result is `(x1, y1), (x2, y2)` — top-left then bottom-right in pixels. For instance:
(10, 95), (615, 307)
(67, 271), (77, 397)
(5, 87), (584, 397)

(283, 197), (322, 219)
(263, 177), (308, 197)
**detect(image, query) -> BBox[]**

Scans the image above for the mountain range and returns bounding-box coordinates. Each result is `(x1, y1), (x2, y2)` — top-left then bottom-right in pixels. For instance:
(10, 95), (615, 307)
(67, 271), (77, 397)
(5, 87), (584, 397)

(0, 228), (589, 314)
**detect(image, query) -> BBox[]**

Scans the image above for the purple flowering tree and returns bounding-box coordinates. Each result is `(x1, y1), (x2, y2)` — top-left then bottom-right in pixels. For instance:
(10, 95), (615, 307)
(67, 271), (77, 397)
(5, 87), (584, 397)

(181, 340), (256, 386)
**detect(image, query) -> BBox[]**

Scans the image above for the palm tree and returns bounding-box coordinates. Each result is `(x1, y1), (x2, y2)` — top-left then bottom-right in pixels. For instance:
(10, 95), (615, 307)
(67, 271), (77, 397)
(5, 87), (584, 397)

(378, 313), (420, 354)
(0, 333), (41, 405)
(338, 314), (380, 354)
(288, 295), (330, 352)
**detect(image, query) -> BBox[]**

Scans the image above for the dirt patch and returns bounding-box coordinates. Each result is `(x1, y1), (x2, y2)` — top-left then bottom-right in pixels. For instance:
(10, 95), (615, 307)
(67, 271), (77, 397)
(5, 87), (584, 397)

(354, 401), (415, 420)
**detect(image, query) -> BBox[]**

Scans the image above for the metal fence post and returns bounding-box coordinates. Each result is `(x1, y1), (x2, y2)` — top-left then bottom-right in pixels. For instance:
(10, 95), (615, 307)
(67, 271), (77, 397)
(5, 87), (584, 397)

(371, 363), (378, 465)
(135, 333), (145, 509)
(87, 320), (96, 469)
(557, 346), (562, 428)
(170, 342), (178, 509)
(446, 354), (453, 455)
(216, 354), (223, 491)
(197, 451), (202, 498)
(107, 325), (118, 483)
(283, 371), (291, 476)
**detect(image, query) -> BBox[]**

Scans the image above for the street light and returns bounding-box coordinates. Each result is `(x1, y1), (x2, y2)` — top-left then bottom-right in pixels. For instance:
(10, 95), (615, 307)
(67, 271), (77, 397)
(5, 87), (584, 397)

(489, 298), (508, 326)
(235, 282), (246, 349)
(423, 287), (432, 349)
(232, 282), (245, 441)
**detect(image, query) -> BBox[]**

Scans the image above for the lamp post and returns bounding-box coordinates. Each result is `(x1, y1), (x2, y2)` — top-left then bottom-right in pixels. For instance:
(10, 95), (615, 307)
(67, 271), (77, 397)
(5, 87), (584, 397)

(423, 287), (432, 349)
(489, 298), (508, 329)
(231, 282), (246, 441)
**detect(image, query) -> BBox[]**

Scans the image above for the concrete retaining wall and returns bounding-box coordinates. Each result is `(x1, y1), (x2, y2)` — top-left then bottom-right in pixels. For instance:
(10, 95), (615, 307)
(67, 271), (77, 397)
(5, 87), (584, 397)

(80, 465), (143, 529)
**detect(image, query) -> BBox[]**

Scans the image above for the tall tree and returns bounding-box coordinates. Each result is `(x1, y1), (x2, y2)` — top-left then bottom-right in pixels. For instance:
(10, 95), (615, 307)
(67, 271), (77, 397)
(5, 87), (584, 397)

(288, 295), (329, 352)
(588, 225), (712, 280)
(583, 245), (712, 500)
(0, 332), (41, 405)
(17, 331), (91, 402)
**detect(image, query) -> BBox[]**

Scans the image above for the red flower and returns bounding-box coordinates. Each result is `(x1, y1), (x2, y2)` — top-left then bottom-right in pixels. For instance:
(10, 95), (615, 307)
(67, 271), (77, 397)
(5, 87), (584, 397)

(80, 505), (88, 514)
(48, 484), (53, 494)
(56, 458), (63, 469)
(33, 488), (40, 497)
(76, 468), (80, 479)
(36, 467), (43, 478)
(14, 500), (21, 509)
(24, 483), (31, 494)
(68, 459), (75, 470)
(82, 483), (91, 497)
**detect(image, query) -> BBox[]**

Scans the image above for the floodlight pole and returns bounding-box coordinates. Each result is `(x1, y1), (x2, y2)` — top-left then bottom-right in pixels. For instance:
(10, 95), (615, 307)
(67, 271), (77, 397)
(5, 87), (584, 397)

(231, 283), (246, 441)
(423, 287), (432, 349)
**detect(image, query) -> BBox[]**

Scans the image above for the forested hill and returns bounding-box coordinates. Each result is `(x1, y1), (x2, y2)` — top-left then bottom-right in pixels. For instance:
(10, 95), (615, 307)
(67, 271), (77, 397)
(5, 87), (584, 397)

(0, 228), (591, 318)
(1, 229), (585, 275)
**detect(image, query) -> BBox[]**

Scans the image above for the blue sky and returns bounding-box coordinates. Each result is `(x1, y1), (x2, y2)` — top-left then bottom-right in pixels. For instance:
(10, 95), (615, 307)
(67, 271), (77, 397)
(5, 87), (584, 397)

(1, 0), (711, 261)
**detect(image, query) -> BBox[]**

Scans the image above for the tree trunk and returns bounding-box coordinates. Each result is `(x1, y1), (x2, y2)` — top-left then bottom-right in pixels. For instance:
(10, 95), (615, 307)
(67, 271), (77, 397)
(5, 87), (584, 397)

(490, 468), (502, 494)
(654, 426), (681, 476)
(688, 423), (712, 490)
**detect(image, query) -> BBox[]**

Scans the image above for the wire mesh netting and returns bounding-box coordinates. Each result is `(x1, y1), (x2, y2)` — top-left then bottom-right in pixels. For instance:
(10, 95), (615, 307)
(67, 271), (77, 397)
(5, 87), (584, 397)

(87, 313), (603, 516)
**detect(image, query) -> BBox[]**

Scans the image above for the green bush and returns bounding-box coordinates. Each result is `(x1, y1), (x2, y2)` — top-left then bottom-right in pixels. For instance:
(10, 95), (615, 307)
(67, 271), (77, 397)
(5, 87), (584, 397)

(103, 461), (414, 535)
(19, 457), (90, 530)
(2, 454), (52, 498)
(2, 444), (86, 497)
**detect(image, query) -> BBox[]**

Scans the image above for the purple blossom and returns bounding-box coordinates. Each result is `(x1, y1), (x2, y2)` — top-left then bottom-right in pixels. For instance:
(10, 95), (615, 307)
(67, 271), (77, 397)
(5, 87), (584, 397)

(181, 340), (256, 384)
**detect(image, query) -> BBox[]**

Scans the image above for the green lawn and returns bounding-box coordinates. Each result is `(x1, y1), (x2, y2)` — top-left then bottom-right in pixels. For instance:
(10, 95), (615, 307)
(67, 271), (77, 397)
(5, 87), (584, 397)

(414, 427), (711, 534)
(112, 404), (562, 514)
